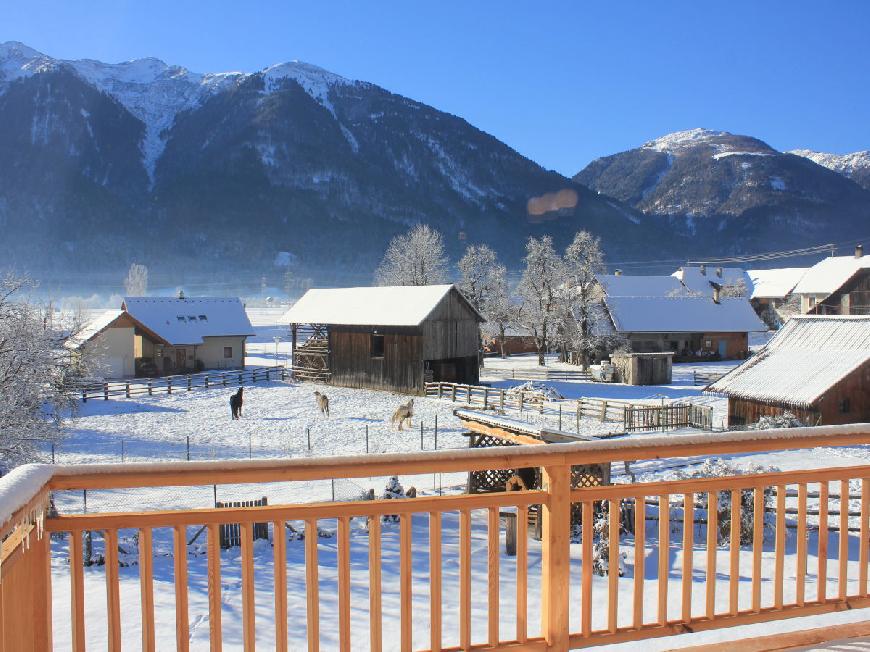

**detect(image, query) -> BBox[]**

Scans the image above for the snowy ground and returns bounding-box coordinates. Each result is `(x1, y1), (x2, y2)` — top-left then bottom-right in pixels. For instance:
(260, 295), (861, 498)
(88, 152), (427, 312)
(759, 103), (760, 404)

(40, 317), (870, 650)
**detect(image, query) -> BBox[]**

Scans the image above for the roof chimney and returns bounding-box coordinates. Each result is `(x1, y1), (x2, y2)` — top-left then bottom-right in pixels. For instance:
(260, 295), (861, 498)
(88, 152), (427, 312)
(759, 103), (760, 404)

(856, 244), (864, 259)
(178, 289), (185, 300)
(700, 264), (706, 276)
(713, 286), (721, 304)
(614, 269), (623, 276)
(716, 266), (723, 278)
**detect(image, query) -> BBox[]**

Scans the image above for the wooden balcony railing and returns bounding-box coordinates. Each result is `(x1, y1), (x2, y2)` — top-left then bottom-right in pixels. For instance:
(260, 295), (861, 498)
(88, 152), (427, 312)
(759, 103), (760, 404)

(1, 424), (869, 651)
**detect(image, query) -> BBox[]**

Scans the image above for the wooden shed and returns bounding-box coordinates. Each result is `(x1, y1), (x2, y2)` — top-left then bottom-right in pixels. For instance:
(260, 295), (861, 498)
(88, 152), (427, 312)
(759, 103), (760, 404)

(284, 284), (484, 394)
(609, 351), (673, 385)
(707, 315), (870, 426)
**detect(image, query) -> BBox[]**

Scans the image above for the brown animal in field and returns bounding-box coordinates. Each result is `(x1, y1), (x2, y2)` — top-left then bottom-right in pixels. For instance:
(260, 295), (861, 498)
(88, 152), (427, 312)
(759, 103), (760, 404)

(390, 398), (414, 430)
(230, 388), (244, 420)
(314, 390), (329, 416)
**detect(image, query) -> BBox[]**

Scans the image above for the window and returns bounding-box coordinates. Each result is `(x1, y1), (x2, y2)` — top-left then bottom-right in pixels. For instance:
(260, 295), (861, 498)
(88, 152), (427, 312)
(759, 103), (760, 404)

(705, 339), (712, 348)
(224, 347), (233, 359)
(840, 398), (851, 414)
(371, 332), (385, 358)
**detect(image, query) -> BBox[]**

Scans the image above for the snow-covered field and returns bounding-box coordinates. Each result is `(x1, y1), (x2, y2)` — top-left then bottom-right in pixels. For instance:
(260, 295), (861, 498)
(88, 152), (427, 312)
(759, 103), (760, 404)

(42, 314), (870, 649)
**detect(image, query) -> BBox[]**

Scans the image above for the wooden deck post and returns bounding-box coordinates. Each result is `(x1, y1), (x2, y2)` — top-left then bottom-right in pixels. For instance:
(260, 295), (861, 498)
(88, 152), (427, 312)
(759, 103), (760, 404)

(540, 464), (571, 651)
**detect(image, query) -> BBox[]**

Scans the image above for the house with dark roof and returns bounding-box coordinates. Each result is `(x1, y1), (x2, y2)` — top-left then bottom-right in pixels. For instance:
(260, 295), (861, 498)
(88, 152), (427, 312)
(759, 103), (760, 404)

(708, 315), (870, 426)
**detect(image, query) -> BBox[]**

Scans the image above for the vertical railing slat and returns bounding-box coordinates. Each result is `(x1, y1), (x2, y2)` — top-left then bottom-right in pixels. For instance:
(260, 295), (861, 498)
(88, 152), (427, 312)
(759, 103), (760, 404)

(705, 491), (717, 620)
(796, 484), (807, 607)
(657, 496), (670, 626)
(429, 512), (442, 652)
(608, 498), (619, 633)
(104, 529), (121, 652)
(70, 530), (86, 652)
(488, 507), (500, 646)
(274, 520), (288, 652)
(774, 485), (786, 609)
(400, 514), (412, 651)
(517, 505), (529, 642)
(460, 509), (472, 650)
(306, 518), (320, 652)
(338, 516), (351, 652)
(818, 482), (829, 603)
(681, 493), (693, 623)
(369, 517), (382, 652)
(174, 524), (190, 652)
(633, 495), (645, 629)
(839, 480), (849, 600)
(752, 488), (763, 613)
(140, 527), (156, 652)
(206, 524), (222, 652)
(729, 489), (740, 616)
(240, 522), (256, 650)
(860, 479), (869, 597)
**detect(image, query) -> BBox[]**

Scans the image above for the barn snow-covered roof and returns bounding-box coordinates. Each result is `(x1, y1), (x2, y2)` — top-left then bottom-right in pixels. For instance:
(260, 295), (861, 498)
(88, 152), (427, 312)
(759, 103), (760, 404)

(596, 274), (684, 297)
(747, 267), (808, 300)
(605, 296), (766, 334)
(707, 315), (870, 408)
(791, 255), (870, 296)
(283, 284), (483, 327)
(122, 297), (255, 345)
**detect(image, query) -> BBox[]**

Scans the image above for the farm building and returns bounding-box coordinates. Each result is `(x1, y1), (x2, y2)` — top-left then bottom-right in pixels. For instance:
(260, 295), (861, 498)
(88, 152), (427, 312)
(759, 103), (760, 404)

(483, 325), (538, 356)
(708, 315), (870, 426)
(596, 273), (684, 297)
(602, 295), (766, 361)
(67, 297), (255, 377)
(672, 265), (752, 295)
(746, 267), (808, 311)
(284, 284), (484, 393)
(792, 245), (870, 314)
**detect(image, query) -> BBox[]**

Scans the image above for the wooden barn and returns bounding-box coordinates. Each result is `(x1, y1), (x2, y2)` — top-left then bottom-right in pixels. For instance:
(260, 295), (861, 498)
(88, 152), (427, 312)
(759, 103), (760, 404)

(283, 284), (484, 394)
(708, 315), (870, 426)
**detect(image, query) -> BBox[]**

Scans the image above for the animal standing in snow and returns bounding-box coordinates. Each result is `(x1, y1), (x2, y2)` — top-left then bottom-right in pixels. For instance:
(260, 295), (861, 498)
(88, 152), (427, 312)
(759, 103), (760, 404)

(314, 391), (330, 417)
(229, 388), (244, 420)
(390, 398), (414, 430)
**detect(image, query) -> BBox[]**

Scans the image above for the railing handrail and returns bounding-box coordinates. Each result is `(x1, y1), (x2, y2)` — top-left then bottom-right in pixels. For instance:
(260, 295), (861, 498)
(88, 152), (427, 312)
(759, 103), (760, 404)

(0, 424), (865, 498)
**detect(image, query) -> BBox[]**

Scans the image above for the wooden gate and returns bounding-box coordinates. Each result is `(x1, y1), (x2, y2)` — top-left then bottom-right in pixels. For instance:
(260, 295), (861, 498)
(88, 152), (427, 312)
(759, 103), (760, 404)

(216, 496), (269, 548)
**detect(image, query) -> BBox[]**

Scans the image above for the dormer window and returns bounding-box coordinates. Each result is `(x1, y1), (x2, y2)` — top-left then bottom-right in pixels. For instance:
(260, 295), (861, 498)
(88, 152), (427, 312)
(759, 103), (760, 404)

(198, 315), (208, 321)
(176, 316), (185, 322)
(187, 315), (197, 321)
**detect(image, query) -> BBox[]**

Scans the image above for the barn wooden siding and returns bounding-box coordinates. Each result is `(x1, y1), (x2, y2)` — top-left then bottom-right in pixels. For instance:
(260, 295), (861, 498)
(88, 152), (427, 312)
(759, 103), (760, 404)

(421, 289), (481, 360)
(329, 326), (424, 394)
(727, 359), (870, 426)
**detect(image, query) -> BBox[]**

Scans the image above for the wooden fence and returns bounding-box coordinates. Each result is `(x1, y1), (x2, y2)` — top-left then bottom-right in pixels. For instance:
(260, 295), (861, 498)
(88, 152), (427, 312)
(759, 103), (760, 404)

(77, 366), (286, 401)
(624, 403), (714, 432)
(692, 370), (727, 386)
(3, 425), (869, 651)
(425, 381), (547, 412)
(481, 367), (592, 382)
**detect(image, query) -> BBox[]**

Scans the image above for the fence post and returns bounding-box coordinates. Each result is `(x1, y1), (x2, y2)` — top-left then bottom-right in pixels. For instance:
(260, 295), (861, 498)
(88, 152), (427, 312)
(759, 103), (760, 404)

(104, 383), (109, 400)
(205, 376), (209, 389)
(520, 392), (524, 412)
(437, 383), (443, 399)
(82, 388), (87, 402)
(420, 421), (424, 450)
(188, 376), (192, 391)
(125, 382), (130, 398)
(148, 380), (152, 396)
(500, 390), (505, 411)
(483, 388), (489, 409)
(186, 435), (190, 461)
(452, 385), (457, 402)
(434, 415), (438, 450)
(600, 400), (607, 422)
(558, 404), (562, 430)
(51, 442), (56, 464)
(540, 464), (571, 649)
(366, 425), (369, 454)
(307, 427), (311, 451)
(331, 479), (336, 502)
(168, 379), (172, 395)
(121, 439), (125, 463)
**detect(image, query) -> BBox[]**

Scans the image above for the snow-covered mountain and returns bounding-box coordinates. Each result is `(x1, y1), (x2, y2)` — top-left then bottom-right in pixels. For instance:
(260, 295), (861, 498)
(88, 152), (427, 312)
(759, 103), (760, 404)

(574, 128), (870, 250)
(0, 41), (671, 283)
(789, 148), (870, 191)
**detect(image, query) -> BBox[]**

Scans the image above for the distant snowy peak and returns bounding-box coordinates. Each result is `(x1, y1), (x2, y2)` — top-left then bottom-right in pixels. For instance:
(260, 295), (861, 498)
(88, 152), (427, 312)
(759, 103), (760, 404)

(789, 149), (870, 176)
(642, 128), (775, 158)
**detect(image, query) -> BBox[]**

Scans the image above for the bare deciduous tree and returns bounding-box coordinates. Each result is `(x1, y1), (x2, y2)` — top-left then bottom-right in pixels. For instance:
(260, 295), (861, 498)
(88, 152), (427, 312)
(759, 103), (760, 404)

(123, 262), (149, 296)
(719, 277), (748, 299)
(516, 236), (564, 366)
(457, 244), (499, 313)
(482, 264), (520, 358)
(375, 224), (449, 286)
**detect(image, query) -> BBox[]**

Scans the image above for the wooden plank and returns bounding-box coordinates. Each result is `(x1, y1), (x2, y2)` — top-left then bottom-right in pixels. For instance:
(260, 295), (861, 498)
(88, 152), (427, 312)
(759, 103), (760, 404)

(796, 484), (807, 607)
(429, 512), (442, 652)
(633, 495), (645, 629)
(69, 530), (86, 652)
(818, 482), (829, 603)
(682, 493), (693, 623)
(174, 524), (190, 652)
(338, 517), (351, 652)
(138, 528), (156, 652)
(608, 498), (619, 633)
(306, 518), (320, 652)
(274, 521), (288, 652)
(540, 465), (571, 650)
(104, 529), (121, 652)
(517, 505), (529, 643)
(752, 488), (764, 612)
(729, 489), (740, 616)
(860, 479), (869, 597)
(581, 501), (593, 637)
(488, 507), (500, 646)
(400, 514), (412, 652)
(460, 509), (472, 650)
(657, 495), (669, 626)
(206, 524), (222, 652)
(705, 491), (717, 620)
(839, 479), (849, 600)
(774, 485), (786, 609)
(369, 517), (383, 652)
(240, 522), (256, 650)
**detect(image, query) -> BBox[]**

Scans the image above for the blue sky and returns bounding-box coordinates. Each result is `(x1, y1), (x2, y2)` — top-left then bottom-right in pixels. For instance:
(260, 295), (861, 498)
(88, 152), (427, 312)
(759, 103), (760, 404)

(3, 1), (868, 175)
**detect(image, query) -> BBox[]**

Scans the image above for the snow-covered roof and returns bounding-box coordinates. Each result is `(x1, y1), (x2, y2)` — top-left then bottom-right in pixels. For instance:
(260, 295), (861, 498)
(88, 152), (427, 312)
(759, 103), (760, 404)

(747, 267), (809, 300)
(791, 254), (870, 296)
(596, 274), (684, 297)
(673, 266), (751, 294)
(122, 297), (255, 345)
(64, 309), (126, 350)
(708, 316), (870, 408)
(283, 285), (483, 327)
(605, 296), (767, 333)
